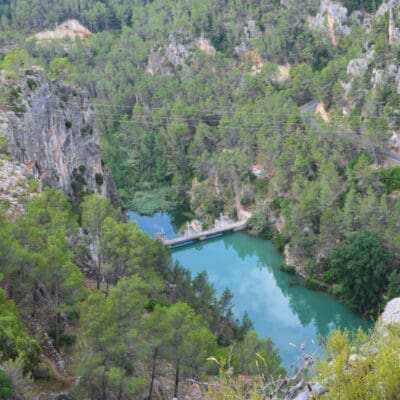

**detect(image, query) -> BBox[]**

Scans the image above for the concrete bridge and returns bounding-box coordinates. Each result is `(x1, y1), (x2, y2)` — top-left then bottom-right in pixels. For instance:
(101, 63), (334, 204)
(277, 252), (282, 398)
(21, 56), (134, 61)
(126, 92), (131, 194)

(157, 219), (248, 248)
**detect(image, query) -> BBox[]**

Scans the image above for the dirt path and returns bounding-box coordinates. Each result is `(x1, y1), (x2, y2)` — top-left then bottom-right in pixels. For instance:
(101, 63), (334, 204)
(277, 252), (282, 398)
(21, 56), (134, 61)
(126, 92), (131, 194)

(234, 186), (252, 220)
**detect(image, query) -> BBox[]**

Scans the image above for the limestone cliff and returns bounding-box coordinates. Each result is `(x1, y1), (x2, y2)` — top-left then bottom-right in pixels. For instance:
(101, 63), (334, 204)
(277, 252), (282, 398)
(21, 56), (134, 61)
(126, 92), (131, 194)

(0, 156), (37, 216)
(308, 0), (350, 45)
(0, 66), (117, 203)
(146, 33), (216, 77)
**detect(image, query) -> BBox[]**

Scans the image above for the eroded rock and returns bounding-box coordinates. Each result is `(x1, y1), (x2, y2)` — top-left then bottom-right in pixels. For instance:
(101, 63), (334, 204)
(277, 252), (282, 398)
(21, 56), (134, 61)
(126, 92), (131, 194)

(0, 67), (117, 203)
(347, 55), (371, 76)
(146, 34), (216, 76)
(309, 0), (350, 45)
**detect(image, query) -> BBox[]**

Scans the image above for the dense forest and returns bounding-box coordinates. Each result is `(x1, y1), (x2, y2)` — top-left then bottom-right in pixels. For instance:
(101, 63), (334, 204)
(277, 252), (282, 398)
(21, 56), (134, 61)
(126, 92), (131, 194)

(2, 0), (400, 398)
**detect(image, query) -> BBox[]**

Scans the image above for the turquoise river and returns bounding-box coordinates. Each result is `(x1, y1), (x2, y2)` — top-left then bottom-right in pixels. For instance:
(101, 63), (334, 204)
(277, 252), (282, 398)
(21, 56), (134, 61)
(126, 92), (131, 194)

(129, 211), (370, 367)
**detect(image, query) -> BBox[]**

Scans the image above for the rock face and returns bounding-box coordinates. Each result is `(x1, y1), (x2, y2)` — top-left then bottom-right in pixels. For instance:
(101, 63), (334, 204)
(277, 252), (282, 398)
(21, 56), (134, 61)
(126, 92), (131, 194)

(313, 0), (349, 31)
(381, 297), (400, 324)
(347, 54), (372, 76)
(0, 66), (117, 203)
(34, 394), (67, 400)
(0, 157), (35, 216)
(146, 34), (216, 76)
(309, 0), (350, 45)
(377, 0), (400, 17)
(377, 1), (400, 45)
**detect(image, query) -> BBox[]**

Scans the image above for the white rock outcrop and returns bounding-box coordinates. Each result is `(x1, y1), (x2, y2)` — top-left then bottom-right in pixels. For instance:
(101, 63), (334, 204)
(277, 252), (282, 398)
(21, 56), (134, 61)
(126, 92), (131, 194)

(0, 157), (35, 216)
(381, 297), (400, 324)
(33, 19), (91, 41)
(309, 0), (350, 45)
(146, 35), (216, 76)
(347, 51), (374, 76)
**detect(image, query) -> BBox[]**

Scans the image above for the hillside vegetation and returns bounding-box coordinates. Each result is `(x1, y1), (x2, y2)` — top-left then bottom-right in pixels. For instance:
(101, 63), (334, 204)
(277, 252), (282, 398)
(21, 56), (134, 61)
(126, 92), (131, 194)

(1, 0), (400, 398)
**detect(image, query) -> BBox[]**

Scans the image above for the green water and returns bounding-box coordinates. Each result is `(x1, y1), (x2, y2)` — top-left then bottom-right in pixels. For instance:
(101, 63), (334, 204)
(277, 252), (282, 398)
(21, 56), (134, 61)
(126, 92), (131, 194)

(129, 211), (370, 368)
(172, 232), (370, 367)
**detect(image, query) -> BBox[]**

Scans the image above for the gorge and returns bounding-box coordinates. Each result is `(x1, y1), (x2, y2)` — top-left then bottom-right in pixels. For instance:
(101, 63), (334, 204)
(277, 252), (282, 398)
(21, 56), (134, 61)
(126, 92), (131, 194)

(130, 211), (369, 367)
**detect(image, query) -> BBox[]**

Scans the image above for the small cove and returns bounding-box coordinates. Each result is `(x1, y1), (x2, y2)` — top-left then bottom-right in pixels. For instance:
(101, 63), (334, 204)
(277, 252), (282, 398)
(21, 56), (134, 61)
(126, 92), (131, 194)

(129, 211), (370, 367)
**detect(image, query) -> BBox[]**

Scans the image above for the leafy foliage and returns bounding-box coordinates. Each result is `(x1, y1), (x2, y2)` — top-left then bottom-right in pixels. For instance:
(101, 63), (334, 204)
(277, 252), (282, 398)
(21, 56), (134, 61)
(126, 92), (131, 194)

(0, 290), (40, 375)
(2, 0), (400, 397)
(316, 324), (400, 399)
(329, 231), (391, 316)
(0, 369), (13, 399)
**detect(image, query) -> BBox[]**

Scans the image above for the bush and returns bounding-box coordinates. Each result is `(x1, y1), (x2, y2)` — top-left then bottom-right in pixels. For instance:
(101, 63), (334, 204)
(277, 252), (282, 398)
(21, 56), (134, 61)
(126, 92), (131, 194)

(322, 268), (339, 284)
(255, 178), (269, 199)
(247, 210), (270, 236)
(271, 232), (287, 252)
(315, 324), (400, 400)
(95, 173), (104, 186)
(280, 263), (296, 274)
(304, 278), (327, 292)
(380, 166), (400, 193)
(271, 197), (292, 218)
(48, 318), (76, 348)
(0, 369), (13, 399)
(0, 290), (41, 374)
(27, 79), (37, 90)
(0, 134), (8, 154)
(330, 231), (391, 316)
(80, 123), (93, 136)
(27, 178), (38, 193)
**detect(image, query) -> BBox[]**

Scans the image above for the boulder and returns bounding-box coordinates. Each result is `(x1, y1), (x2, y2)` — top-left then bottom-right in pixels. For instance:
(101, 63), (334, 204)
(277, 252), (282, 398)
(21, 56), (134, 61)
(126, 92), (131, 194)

(381, 297), (400, 324)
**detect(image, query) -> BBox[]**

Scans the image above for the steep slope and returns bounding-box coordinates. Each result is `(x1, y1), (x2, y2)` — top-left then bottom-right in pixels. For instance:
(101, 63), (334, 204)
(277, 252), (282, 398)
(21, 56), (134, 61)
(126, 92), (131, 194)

(0, 66), (117, 204)
(0, 157), (36, 216)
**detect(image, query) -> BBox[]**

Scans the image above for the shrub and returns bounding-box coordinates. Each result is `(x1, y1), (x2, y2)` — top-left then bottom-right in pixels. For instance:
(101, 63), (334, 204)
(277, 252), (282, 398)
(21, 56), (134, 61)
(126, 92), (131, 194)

(80, 123), (93, 136)
(247, 210), (270, 236)
(322, 269), (339, 284)
(0, 134), (8, 154)
(95, 173), (104, 186)
(304, 278), (327, 292)
(271, 231), (287, 252)
(380, 166), (400, 193)
(0, 369), (13, 399)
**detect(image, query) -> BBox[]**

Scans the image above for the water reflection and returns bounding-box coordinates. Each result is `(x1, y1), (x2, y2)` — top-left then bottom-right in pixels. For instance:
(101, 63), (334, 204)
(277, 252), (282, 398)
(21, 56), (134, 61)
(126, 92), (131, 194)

(128, 209), (369, 367)
(223, 233), (369, 335)
(173, 232), (370, 366)
(128, 204), (193, 239)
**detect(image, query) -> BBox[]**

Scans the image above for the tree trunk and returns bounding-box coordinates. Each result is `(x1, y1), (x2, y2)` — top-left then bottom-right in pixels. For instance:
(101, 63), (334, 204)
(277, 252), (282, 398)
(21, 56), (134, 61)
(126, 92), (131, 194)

(105, 280), (109, 299)
(148, 347), (158, 400)
(97, 227), (103, 290)
(173, 356), (180, 398)
(32, 279), (37, 317)
(102, 372), (106, 400)
(117, 378), (123, 400)
(55, 280), (60, 351)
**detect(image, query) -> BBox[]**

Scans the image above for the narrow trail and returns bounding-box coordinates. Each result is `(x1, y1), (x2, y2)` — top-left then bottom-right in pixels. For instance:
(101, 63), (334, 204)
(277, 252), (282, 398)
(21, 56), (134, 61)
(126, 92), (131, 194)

(234, 185), (252, 220)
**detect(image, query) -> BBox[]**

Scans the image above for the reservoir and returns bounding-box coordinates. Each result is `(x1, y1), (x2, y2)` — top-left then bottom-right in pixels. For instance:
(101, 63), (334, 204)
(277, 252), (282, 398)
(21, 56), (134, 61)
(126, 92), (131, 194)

(129, 211), (370, 367)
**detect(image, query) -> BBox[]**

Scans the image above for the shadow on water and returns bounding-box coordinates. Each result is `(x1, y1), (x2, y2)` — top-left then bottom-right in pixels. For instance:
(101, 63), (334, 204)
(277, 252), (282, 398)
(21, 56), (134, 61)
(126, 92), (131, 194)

(167, 199), (194, 232)
(128, 201), (194, 239)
